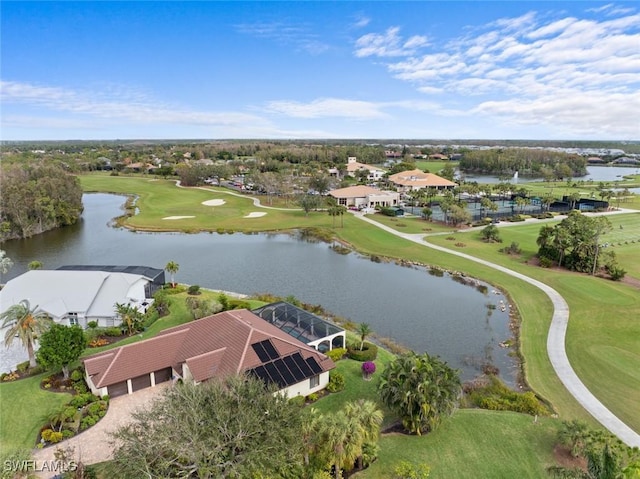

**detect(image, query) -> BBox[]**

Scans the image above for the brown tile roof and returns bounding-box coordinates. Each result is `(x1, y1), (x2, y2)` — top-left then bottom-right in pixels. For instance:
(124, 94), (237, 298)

(388, 169), (457, 187)
(83, 309), (334, 388)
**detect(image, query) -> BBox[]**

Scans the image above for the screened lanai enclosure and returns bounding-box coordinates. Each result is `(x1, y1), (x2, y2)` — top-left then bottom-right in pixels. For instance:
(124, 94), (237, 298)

(252, 302), (345, 353)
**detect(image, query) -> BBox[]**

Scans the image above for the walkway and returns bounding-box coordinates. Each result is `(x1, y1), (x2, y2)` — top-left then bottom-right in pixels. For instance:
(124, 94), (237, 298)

(31, 384), (168, 477)
(352, 211), (640, 448)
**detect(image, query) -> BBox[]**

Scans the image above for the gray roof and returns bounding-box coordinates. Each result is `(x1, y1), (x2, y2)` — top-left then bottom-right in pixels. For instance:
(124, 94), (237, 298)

(57, 265), (164, 282)
(0, 270), (150, 318)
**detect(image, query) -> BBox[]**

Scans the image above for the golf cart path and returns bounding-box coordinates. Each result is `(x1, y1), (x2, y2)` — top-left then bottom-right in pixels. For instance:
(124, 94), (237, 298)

(352, 210), (640, 448)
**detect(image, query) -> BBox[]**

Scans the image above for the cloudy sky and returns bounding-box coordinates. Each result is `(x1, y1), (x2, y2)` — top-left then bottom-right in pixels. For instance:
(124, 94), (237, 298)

(1, 1), (639, 141)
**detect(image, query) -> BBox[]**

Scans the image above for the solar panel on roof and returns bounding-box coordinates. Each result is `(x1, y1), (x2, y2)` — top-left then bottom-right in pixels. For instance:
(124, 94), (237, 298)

(262, 340), (280, 360)
(273, 358), (295, 385)
(292, 353), (313, 376)
(252, 342), (271, 363)
(264, 362), (286, 388)
(283, 355), (305, 381)
(251, 365), (271, 384)
(306, 357), (323, 375)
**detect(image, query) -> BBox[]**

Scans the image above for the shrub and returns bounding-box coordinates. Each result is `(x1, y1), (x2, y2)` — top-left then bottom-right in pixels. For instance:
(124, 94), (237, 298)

(326, 371), (345, 393)
(347, 342), (378, 362)
(187, 285), (201, 295)
(102, 327), (123, 337)
(539, 256), (554, 268)
(326, 348), (347, 362)
(288, 395), (305, 408)
(500, 242), (521, 255)
(41, 429), (63, 444)
(63, 407), (77, 421)
(80, 416), (97, 430)
(61, 429), (74, 440)
(228, 299), (251, 310)
(362, 361), (376, 375)
(16, 361), (30, 373)
(87, 320), (98, 329)
(306, 393), (319, 402)
(73, 382), (88, 394)
(70, 369), (84, 383)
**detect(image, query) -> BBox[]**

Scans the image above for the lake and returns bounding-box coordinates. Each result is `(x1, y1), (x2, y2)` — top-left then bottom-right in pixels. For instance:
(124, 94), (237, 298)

(1, 194), (517, 384)
(460, 165), (640, 184)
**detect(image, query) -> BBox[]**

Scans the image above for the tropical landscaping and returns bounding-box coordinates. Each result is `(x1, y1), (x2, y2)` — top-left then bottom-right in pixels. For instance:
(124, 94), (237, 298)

(1, 143), (639, 477)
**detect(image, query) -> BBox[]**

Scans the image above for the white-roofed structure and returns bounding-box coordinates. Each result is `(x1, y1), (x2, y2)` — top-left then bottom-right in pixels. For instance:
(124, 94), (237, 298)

(0, 270), (154, 328)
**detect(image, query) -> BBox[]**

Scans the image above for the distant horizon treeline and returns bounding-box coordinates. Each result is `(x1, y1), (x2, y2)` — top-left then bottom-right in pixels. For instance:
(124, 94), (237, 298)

(459, 148), (588, 179)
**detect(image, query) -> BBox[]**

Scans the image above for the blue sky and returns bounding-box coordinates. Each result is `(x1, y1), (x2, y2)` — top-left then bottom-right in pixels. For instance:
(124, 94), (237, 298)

(1, 1), (639, 141)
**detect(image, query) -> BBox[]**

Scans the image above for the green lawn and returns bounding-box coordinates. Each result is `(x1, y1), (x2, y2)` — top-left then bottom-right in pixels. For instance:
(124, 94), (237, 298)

(423, 217), (640, 432)
(358, 410), (560, 479)
(0, 373), (72, 451)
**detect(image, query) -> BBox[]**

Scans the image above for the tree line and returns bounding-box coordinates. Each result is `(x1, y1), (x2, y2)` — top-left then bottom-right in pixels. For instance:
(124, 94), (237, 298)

(0, 164), (83, 240)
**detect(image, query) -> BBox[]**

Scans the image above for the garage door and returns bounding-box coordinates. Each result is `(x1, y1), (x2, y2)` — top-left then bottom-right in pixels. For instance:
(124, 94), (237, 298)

(154, 367), (172, 384)
(131, 374), (152, 392)
(108, 381), (129, 398)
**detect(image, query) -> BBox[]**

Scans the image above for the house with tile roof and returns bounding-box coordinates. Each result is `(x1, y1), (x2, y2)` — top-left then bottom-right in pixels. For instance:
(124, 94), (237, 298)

(83, 309), (335, 398)
(0, 269), (156, 328)
(345, 157), (386, 181)
(328, 185), (400, 210)
(388, 169), (457, 193)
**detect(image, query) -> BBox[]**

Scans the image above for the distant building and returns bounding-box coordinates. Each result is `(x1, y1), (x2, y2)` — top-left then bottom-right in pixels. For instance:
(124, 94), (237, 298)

(388, 169), (457, 193)
(345, 157), (386, 181)
(328, 185), (400, 209)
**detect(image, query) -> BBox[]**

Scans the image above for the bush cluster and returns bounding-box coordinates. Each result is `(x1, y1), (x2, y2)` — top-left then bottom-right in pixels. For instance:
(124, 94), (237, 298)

(467, 376), (550, 416)
(325, 348), (347, 362)
(347, 342), (378, 362)
(326, 371), (345, 393)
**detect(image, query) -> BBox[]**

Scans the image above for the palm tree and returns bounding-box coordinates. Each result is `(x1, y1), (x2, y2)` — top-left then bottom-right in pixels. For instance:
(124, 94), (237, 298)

(337, 205), (347, 228)
(357, 323), (372, 351)
(344, 400), (383, 470)
(1, 299), (52, 368)
(28, 260), (43, 270)
(319, 412), (362, 479)
(115, 303), (143, 336)
(165, 260), (179, 288)
(379, 352), (461, 435)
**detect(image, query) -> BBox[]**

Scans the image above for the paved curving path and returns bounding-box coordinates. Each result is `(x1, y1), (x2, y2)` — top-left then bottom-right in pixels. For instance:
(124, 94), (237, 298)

(31, 384), (168, 477)
(352, 211), (640, 448)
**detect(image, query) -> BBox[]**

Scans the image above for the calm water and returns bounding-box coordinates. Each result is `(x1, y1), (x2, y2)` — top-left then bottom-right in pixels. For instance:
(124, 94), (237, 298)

(1, 194), (516, 384)
(461, 165), (640, 184)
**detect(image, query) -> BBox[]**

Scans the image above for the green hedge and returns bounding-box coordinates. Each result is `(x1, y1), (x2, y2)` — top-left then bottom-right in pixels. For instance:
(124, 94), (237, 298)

(347, 342), (378, 362)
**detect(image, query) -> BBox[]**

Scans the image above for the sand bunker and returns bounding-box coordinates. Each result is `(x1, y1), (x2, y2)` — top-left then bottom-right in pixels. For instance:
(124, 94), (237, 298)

(163, 216), (195, 220)
(244, 212), (267, 218)
(202, 199), (226, 206)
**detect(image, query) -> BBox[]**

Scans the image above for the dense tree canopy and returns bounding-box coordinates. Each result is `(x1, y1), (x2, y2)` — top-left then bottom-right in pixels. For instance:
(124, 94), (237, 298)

(36, 324), (86, 379)
(111, 375), (306, 479)
(0, 164), (83, 240)
(379, 352), (461, 435)
(537, 211), (612, 274)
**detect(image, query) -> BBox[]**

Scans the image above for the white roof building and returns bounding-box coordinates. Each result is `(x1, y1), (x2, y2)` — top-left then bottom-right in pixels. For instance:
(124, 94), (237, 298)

(0, 270), (153, 328)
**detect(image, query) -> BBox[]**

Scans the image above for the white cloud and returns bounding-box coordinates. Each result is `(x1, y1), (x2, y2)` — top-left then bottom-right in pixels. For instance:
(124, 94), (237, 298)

(354, 27), (429, 58)
(0, 80), (272, 129)
(264, 98), (388, 119)
(234, 21), (329, 54)
(355, 8), (640, 138)
(352, 14), (370, 29)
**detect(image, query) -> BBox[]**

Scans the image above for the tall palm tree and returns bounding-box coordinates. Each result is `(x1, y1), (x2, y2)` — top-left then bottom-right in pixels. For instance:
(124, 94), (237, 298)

(1, 299), (52, 368)
(165, 260), (180, 288)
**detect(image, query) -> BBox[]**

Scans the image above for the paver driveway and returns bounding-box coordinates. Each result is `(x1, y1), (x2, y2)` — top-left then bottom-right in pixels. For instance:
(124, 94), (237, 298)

(31, 383), (168, 478)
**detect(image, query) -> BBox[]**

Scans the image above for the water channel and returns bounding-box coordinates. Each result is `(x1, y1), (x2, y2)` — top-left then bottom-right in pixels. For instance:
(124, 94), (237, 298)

(2, 194), (517, 384)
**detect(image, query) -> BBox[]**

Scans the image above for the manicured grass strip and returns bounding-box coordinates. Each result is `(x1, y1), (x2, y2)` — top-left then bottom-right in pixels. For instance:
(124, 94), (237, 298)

(425, 221), (640, 432)
(0, 374), (72, 450)
(358, 410), (560, 479)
